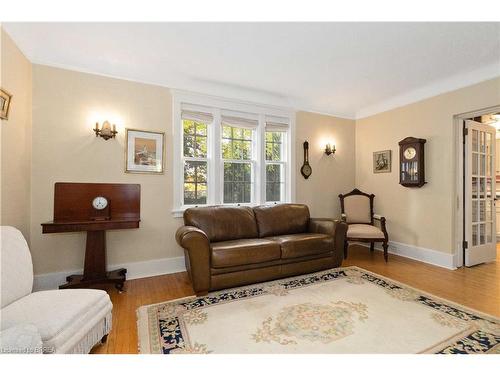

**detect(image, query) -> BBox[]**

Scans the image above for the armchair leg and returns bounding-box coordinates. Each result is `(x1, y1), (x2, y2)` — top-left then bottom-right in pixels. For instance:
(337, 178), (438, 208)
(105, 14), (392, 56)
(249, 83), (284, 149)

(343, 240), (348, 259)
(370, 243), (374, 252)
(382, 242), (388, 262)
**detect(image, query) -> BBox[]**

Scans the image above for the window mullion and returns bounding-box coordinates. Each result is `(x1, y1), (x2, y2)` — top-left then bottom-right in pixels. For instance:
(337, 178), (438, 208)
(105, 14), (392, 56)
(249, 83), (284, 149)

(211, 109), (222, 205)
(257, 114), (265, 205)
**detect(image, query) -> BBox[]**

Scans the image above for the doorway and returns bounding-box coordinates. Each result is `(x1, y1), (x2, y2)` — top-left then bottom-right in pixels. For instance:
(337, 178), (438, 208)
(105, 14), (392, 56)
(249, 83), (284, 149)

(456, 107), (500, 267)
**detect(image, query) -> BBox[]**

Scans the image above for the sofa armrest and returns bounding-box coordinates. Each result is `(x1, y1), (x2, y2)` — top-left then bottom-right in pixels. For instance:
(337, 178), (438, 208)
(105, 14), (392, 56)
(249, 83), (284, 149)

(309, 218), (348, 265)
(175, 226), (211, 295)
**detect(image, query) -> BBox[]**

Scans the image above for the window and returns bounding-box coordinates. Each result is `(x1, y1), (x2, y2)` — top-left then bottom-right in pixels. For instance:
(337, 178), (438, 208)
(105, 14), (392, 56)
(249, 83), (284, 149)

(222, 125), (254, 203)
(265, 131), (285, 202)
(181, 111), (212, 205)
(174, 93), (294, 214)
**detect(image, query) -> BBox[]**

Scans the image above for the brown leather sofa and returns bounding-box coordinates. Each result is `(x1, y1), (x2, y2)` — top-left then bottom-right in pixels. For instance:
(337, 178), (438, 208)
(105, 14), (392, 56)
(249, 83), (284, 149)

(175, 204), (347, 296)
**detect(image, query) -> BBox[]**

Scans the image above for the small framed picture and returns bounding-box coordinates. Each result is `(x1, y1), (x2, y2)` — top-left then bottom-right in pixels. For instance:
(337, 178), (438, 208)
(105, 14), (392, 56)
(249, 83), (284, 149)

(0, 88), (13, 120)
(373, 150), (391, 173)
(125, 129), (165, 174)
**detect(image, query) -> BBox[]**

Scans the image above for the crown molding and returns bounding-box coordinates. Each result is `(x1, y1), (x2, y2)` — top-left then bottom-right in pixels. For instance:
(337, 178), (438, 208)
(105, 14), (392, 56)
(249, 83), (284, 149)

(28, 59), (498, 122)
(355, 63), (500, 119)
(29, 60), (356, 120)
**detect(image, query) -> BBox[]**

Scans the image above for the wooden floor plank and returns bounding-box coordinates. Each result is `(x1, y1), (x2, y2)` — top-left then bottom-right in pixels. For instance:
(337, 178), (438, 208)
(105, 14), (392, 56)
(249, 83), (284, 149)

(91, 243), (499, 354)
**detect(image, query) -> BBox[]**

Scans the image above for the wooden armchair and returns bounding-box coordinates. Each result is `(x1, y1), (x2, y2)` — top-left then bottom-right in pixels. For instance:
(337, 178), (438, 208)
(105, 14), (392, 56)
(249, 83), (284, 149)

(338, 188), (389, 262)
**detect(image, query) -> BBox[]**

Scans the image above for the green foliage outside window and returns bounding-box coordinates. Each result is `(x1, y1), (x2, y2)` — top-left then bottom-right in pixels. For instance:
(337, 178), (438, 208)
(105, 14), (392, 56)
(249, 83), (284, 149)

(183, 119), (208, 205)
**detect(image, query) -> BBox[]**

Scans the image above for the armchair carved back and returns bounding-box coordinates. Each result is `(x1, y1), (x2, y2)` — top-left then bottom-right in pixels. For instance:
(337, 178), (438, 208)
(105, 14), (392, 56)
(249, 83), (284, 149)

(338, 189), (375, 225)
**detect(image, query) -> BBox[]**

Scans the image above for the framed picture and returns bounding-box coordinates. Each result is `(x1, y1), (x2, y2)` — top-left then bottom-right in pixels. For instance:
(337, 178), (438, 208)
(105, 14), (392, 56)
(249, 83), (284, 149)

(125, 129), (165, 174)
(373, 150), (391, 173)
(0, 88), (12, 120)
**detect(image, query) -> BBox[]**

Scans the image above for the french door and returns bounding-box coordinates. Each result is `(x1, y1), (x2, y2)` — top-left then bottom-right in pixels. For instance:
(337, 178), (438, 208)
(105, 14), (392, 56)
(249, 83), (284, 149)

(464, 120), (497, 266)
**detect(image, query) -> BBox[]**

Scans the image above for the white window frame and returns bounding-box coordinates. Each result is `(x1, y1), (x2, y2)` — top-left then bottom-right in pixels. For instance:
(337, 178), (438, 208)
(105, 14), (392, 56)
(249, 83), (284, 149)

(264, 129), (287, 204)
(172, 90), (295, 217)
(220, 124), (256, 204)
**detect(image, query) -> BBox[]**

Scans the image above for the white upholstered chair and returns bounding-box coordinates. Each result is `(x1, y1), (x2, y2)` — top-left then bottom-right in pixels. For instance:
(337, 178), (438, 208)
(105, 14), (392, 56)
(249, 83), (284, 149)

(0, 226), (112, 354)
(338, 189), (389, 261)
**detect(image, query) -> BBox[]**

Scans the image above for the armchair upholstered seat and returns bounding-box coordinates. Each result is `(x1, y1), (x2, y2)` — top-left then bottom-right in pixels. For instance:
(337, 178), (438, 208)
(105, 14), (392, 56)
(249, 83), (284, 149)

(0, 226), (113, 354)
(339, 189), (389, 261)
(347, 224), (385, 239)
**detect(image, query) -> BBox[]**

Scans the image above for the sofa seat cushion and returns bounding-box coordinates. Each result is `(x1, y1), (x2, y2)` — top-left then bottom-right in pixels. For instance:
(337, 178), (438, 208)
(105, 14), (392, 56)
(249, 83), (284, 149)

(266, 233), (333, 259)
(347, 224), (385, 239)
(1, 289), (112, 352)
(211, 239), (281, 268)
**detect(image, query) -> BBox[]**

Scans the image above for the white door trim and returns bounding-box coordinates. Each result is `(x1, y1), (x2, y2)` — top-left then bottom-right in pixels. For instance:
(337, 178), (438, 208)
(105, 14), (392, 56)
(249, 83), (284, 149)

(453, 105), (500, 268)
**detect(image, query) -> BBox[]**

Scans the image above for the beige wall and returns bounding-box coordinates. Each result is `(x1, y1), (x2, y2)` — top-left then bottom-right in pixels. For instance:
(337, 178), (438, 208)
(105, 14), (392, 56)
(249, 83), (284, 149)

(28, 66), (355, 276)
(355, 77), (500, 254)
(0, 28), (32, 241)
(30, 65), (183, 275)
(296, 111), (356, 217)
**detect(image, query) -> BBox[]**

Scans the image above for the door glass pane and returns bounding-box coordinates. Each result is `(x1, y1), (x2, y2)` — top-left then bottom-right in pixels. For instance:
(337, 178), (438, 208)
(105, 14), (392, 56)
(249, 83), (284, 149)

(480, 154), (485, 176)
(486, 199), (492, 221)
(472, 224), (478, 246)
(472, 177), (478, 199)
(480, 200), (486, 222)
(479, 178), (486, 198)
(486, 132), (492, 155)
(486, 177), (492, 197)
(487, 223), (492, 244)
(480, 131), (486, 153)
(472, 199), (478, 223)
(480, 223), (486, 245)
(472, 153), (478, 175)
(472, 130), (478, 152)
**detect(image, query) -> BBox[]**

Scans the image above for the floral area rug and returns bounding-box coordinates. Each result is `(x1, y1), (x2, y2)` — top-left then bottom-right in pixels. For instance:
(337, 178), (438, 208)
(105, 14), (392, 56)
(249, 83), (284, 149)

(136, 266), (500, 354)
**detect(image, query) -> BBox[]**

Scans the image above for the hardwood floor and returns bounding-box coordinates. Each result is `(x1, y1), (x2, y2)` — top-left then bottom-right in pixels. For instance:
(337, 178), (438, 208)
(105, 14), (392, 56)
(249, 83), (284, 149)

(91, 243), (500, 354)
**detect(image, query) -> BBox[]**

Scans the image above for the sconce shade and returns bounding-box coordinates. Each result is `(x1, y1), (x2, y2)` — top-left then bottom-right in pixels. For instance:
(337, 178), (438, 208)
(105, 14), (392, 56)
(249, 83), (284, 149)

(94, 121), (118, 140)
(325, 143), (336, 156)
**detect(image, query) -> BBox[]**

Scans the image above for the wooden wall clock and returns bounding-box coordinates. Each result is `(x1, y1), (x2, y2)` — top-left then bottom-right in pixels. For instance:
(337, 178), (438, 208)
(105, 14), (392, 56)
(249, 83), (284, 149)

(398, 137), (426, 187)
(301, 141), (312, 179)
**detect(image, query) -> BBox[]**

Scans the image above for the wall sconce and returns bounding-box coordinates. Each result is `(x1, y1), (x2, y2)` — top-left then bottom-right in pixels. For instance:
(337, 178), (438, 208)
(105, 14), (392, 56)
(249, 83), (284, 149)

(325, 143), (336, 156)
(93, 121), (118, 140)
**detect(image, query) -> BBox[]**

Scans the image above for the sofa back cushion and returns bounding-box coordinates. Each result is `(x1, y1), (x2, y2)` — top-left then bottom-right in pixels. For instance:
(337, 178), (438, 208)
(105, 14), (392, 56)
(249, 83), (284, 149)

(184, 206), (258, 242)
(1, 226), (34, 308)
(253, 204), (310, 237)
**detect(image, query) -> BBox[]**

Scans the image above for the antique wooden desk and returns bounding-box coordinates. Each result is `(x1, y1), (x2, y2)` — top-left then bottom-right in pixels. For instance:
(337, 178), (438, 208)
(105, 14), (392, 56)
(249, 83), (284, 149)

(41, 183), (141, 291)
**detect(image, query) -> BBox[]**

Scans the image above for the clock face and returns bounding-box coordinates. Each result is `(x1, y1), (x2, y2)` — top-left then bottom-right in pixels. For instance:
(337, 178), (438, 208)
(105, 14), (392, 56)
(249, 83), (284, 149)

(92, 196), (108, 210)
(301, 164), (312, 178)
(404, 147), (417, 160)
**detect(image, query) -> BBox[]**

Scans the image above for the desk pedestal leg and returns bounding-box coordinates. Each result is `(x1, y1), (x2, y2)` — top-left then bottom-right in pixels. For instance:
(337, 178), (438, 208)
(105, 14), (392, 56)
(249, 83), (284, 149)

(84, 230), (107, 280)
(59, 230), (127, 291)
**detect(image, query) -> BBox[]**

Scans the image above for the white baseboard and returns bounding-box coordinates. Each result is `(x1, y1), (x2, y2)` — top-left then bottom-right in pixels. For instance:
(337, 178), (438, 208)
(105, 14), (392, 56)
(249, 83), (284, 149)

(355, 240), (456, 270)
(33, 256), (187, 291)
(33, 241), (456, 290)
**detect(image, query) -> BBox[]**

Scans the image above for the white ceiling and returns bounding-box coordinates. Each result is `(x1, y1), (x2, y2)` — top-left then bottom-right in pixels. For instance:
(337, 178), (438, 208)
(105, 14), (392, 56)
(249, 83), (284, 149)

(4, 22), (500, 119)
